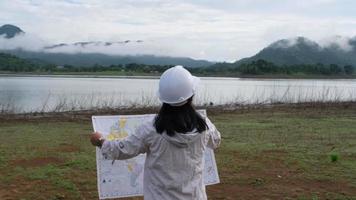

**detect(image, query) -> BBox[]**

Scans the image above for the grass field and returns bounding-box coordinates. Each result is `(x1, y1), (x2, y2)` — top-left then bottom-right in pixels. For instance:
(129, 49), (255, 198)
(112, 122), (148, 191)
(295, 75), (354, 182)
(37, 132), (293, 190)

(0, 106), (356, 199)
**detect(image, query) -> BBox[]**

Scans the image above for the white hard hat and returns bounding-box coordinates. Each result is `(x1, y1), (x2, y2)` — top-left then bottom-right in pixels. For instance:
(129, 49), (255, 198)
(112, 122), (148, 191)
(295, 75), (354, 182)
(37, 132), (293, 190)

(158, 65), (200, 106)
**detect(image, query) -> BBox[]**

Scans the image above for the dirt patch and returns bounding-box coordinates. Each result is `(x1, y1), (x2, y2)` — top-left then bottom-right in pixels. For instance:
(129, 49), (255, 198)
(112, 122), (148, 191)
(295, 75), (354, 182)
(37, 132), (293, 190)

(0, 176), (70, 200)
(56, 144), (80, 153)
(0, 187), (13, 200)
(11, 157), (64, 168)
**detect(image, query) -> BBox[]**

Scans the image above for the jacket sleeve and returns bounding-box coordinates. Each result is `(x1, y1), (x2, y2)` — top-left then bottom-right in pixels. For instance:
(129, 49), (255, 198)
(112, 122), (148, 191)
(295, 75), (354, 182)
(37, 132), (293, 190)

(100, 122), (150, 160)
(205, 117), (221, 149)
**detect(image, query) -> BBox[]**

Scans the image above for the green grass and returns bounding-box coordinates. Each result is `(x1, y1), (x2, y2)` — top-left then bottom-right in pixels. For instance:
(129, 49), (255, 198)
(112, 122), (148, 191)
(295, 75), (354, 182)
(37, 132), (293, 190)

(0, 107), (356, 199)
(209, 109), (356, 199)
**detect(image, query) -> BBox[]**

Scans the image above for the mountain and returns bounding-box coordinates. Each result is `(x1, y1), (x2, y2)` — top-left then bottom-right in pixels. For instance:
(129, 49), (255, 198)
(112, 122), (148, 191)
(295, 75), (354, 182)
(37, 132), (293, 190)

(2, 49), (213, 67)
(236, 36), (356, 66)
(0, 24), (24, 38)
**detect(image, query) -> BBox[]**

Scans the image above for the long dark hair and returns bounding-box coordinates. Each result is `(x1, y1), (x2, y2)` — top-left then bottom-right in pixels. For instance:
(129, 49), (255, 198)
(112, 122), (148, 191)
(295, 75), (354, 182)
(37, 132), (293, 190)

(154, 97), (208, 136)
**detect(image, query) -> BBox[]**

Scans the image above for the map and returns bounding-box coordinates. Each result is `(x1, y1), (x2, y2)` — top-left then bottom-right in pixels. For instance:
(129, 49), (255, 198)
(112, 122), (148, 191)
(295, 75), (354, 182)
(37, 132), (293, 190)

(92, 111), (220, 199)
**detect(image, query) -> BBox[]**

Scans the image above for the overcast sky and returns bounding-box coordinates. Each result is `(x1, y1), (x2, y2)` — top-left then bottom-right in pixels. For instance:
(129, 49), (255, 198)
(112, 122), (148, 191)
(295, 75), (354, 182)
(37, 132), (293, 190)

(1, 0), (356, 61)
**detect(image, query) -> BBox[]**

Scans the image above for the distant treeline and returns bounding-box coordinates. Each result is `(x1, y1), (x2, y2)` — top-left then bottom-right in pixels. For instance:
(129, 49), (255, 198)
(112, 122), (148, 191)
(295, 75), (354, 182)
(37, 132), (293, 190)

(201, 59), (355, 76)
(0, 53), (37, 72)
(53, 63), (175, 73)
(0, 53), (354, 76)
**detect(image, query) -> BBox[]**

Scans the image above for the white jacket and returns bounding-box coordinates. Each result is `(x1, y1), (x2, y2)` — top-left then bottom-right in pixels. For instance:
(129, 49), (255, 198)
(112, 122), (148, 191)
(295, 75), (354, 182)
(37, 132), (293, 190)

(101, 117), (221, 200)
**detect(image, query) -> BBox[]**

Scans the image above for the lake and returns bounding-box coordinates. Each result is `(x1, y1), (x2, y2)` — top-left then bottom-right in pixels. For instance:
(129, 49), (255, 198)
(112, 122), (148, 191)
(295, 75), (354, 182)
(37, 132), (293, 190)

(1, 75), (356, 113)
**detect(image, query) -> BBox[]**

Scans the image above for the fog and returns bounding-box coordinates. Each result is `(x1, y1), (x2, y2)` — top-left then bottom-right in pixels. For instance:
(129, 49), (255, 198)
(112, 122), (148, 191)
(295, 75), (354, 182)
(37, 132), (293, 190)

(269, 35), (355, 52)
(1, 32), (355, 61)
(318, 35), (355, 52)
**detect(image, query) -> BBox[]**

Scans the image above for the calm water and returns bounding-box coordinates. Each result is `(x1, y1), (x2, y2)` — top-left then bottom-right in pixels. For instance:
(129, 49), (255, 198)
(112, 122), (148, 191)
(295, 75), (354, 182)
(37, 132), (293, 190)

(1, 75), (356, 113)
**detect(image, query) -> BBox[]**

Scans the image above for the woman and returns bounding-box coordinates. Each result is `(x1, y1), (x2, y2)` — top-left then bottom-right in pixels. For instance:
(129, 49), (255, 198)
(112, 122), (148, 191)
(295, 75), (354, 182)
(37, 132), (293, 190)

(91, 65), (221, 200)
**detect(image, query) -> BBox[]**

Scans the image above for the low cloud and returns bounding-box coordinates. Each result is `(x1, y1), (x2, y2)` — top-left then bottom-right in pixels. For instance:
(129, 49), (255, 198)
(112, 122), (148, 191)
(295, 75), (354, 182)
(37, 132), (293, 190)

(270, 38), (300, 48)
(44, 40), (170, 57)
(1, 33), (355, 62)
(318, 36), (354, 51)
(269, 35), (355, 52)
(270, 37), (320, 49)
(0, 34), (218, 60)
(0, 33), (48, 51)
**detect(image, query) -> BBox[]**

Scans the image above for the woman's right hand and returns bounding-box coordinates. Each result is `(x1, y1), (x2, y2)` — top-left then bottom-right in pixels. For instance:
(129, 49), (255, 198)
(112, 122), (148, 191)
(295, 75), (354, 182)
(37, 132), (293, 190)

(90, 132), (105, 147)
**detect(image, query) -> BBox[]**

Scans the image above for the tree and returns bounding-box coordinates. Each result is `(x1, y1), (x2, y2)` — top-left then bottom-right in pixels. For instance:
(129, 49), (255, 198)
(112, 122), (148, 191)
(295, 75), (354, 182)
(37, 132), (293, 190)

(344, 65), (354, 75)
(329, 64), (343, 74)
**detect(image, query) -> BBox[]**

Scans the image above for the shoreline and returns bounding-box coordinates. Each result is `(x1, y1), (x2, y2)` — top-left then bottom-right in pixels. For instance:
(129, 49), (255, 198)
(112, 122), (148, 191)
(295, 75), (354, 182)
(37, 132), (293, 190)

(0, 73), (161, 79)
(1, 101), (355, 122)
(1, 72), (356, 80)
